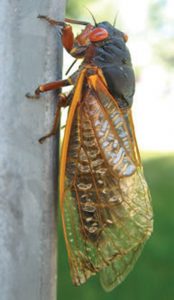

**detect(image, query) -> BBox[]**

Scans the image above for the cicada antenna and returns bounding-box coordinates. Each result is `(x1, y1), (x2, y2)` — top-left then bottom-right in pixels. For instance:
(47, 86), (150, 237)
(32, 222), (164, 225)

(113, 11), (119, 27)
(83, 6), (97, 26)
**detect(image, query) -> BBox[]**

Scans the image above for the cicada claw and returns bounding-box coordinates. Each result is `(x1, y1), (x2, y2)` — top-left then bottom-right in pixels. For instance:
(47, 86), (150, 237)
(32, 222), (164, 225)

(25, 87), (41, 99)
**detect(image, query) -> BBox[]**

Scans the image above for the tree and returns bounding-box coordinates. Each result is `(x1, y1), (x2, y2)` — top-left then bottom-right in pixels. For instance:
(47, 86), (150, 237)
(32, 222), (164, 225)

(0, 0), (65, 299)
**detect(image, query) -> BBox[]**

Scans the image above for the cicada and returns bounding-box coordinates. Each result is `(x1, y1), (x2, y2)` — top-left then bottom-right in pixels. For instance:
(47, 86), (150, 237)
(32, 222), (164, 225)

(26, 14), (153, 292)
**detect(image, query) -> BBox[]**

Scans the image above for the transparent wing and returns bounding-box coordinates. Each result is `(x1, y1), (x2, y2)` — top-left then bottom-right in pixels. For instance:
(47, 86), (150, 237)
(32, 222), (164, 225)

(61, 71), (153, 289)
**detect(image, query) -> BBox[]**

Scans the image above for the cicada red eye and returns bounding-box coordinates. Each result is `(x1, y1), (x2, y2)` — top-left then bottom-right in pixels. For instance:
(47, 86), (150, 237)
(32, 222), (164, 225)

(89, 27), (109, 42)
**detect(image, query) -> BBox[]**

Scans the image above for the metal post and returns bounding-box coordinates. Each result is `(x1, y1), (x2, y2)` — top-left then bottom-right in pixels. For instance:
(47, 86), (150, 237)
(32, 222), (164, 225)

(0, 1), (66, 299)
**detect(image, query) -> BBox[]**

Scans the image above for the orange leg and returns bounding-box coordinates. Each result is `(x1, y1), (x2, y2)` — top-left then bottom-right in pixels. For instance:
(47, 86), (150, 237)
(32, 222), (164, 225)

(37, 14), (89, 26)
(37, 15), (74, 53)
(37, 15), (65, 26)
(25, 79), (71, 99)
(38, 93), (67, 144)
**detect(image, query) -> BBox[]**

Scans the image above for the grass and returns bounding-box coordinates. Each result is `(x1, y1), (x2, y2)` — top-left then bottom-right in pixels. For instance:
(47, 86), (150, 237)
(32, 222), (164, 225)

(58, 153), (174, 300)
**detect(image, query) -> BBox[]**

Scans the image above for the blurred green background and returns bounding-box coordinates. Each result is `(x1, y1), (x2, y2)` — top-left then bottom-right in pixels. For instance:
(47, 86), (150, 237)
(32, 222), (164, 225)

(58, 0), (174, 299)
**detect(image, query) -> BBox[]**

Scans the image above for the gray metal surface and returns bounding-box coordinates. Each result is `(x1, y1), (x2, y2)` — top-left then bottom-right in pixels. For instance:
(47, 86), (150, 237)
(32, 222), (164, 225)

(0, 1), (65, 299)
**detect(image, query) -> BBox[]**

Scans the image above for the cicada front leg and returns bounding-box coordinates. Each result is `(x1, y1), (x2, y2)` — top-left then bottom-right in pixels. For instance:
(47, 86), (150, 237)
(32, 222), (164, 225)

(37, 14), (75, 54)
(37, 15), (64, 26)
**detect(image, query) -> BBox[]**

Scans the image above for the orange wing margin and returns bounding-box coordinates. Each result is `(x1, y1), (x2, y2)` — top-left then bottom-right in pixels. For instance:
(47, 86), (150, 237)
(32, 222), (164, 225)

(59, 69), (87, 256)
(60, 69), (86, 206)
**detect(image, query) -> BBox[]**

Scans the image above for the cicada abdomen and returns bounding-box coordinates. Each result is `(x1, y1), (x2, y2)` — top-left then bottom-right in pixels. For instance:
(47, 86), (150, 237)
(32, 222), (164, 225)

(27, 15), (153, 292)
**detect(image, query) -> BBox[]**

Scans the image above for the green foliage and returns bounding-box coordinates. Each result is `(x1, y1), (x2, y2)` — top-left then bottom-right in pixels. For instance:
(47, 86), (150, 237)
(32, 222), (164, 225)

(148, 0), (174, 70)
(148, 0), (167, 29)
(66, 0), (94, 18)
(58, 153), (174, 300)
(154, 39), (174, 71)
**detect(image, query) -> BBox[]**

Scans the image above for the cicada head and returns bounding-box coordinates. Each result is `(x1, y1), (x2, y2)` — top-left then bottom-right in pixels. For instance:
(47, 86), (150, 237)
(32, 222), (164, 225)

(68, 17), (134, 107)
(70, 24), (94, 58)
(70, 20), (128, 59)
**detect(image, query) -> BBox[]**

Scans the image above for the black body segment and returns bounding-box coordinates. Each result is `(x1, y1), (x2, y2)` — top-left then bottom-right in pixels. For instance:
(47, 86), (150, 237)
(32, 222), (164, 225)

(92, 22), (135, 107)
